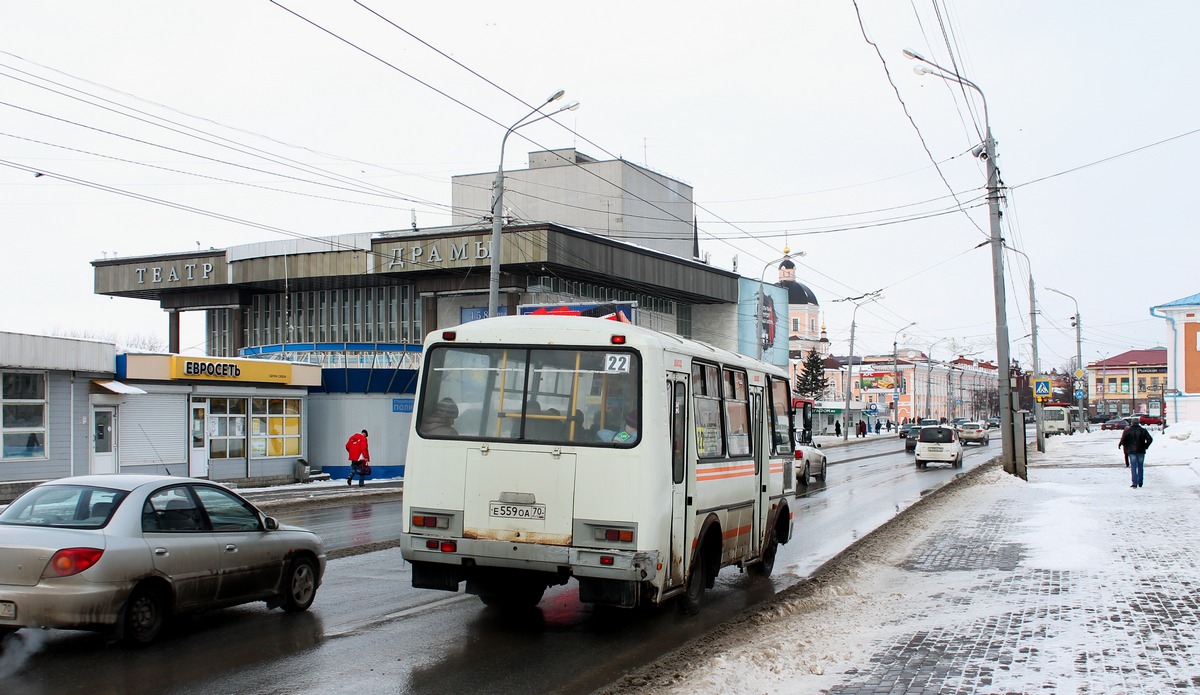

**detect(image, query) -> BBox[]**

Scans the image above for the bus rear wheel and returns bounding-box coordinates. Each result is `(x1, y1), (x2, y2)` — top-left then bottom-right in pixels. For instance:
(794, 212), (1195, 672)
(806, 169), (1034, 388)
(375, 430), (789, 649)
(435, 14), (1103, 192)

(681, 559), (707, 615)
(479, 583), (546, 609)
(749, 529), (778, 577)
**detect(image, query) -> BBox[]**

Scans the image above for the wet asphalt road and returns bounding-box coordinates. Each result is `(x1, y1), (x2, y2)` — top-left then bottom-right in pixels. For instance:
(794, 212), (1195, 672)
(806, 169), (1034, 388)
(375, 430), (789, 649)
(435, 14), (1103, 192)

(1, 437), (999, 694)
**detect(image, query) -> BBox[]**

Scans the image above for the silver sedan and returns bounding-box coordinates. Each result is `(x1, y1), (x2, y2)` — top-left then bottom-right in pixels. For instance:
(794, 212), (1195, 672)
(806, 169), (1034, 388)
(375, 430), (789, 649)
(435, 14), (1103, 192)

(0, 474), (325, 645)
(795, 444), (827, 486)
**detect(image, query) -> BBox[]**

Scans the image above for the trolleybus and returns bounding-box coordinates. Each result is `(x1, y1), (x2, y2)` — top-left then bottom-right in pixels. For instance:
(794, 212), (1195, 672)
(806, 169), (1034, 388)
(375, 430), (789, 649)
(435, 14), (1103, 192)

(400, 315), (797, 612)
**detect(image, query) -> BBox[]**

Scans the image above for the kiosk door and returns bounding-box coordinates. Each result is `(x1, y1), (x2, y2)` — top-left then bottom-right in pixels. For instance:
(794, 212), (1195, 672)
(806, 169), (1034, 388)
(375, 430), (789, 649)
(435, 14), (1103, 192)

(91, 407), (117, 474)
(190, 400), (210, 477)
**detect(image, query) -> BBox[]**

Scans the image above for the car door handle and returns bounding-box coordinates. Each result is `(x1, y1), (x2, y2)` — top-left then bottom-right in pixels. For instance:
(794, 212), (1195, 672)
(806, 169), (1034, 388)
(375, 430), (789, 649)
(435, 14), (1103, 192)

(224, 544), (238, 553)
(154, 548), (169, 557)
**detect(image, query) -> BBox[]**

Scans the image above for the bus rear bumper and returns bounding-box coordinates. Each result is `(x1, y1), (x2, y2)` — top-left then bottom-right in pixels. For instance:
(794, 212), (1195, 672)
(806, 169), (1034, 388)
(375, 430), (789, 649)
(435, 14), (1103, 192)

(402, 533), (659, 584)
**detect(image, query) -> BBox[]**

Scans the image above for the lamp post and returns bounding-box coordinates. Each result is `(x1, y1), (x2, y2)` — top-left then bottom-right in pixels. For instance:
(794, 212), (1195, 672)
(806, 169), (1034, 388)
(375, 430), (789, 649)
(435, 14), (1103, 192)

(906, 49), (1015, 475)
(893, 321), (916, 423)
(1046, 287), (1085, 433)
(1005, 244), (1045, 452)
(757, 251), (806, 361)
(488, 91), (580, 318)
(924, 337), (950, 420)
(838, 292), (881, 441)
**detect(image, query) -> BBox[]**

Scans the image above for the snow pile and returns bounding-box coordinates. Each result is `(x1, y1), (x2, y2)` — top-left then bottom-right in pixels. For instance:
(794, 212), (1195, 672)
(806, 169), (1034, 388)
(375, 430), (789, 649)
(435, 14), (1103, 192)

(1162, 420), (1200, 444)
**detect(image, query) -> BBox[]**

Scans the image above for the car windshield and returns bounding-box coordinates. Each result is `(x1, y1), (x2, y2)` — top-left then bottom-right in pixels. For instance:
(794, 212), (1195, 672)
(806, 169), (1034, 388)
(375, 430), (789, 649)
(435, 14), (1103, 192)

(0, 485), (127, 529)
(919, 427), (955, 444)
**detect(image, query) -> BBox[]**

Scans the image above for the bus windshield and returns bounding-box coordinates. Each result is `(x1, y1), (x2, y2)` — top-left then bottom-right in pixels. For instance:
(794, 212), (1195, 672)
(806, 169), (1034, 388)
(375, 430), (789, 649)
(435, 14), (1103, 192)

(418, 345), (641, 446)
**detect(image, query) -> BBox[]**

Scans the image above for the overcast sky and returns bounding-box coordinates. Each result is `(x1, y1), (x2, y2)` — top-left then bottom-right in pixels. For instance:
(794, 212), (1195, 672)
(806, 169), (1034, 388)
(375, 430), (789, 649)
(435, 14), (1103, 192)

(1, 1), (1194, 369)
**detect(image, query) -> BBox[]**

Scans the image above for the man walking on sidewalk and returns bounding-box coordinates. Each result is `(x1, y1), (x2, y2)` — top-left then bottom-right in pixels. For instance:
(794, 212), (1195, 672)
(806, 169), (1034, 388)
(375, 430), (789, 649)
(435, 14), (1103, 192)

(1118, 419), (1153, 488)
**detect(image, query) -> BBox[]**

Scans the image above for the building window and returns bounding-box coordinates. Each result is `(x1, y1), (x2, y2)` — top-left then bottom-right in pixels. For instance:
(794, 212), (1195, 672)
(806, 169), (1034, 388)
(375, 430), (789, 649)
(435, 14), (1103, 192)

(1120, 378), (1130, 394)
(1137, 377), (1146, 393)
(207, 398), (246, 459)
(1, 371), (46, 459)
(251, 398), (301, 458)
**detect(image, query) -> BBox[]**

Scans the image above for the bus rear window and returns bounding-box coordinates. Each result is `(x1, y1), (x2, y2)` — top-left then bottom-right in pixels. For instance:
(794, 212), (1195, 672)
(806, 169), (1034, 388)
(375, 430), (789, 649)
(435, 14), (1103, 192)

(418, 345), (640, 447)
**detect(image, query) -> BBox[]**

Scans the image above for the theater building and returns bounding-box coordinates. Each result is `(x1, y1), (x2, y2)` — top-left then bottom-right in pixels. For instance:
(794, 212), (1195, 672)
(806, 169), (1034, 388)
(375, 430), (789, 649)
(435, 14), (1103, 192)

(90, 150), (806, 481)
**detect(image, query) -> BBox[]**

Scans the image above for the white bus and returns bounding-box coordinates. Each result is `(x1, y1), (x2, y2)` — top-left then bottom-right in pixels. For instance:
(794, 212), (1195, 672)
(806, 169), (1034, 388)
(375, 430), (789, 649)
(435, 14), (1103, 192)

(400, 315), (797, 613)
(1042, 402), (1075, 435)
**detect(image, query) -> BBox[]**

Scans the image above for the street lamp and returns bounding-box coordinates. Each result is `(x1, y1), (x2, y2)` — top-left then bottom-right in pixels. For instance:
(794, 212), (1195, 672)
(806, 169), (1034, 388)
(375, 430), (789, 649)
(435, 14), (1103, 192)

(1046, 287), (1085, 432)
(906, 49), (1016, 476)
(1006, 244), (1045, 453)
(923, 337), (950, 420)
(757, 251), (806, 361)
(488, 91), (581, 318)
(838, 291), (882, 441)
(893, 321), (916, 422)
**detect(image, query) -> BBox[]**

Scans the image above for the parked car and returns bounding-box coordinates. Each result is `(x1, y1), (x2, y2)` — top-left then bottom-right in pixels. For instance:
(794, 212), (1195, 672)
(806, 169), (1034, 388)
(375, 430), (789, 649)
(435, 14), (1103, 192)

(796, 444), (827, 486)
(905, 424), (922, 452)
(0, 474), (326, 645)
(958, 421), (990, 446)
(915, 425), (963, 469)
(1101, 418), (1129, 431)
(1132, 413), (1164, 426)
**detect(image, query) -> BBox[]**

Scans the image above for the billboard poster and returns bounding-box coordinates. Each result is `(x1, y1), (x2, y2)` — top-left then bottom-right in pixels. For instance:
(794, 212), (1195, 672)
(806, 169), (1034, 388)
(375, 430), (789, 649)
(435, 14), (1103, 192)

(517, 301), (636, 323)
(737, 278), (788, 367)
(859, 372), (898, 392)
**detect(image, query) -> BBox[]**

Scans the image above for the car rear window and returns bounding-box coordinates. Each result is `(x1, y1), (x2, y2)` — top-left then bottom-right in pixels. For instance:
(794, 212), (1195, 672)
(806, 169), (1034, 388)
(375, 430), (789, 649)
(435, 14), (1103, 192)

(919, 427), (954, 444)
(0, 485), (127, 529)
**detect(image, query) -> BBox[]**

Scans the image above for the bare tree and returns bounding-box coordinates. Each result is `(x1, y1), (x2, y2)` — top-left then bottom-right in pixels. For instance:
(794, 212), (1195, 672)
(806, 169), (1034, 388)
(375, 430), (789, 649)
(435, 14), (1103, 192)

(52, 328), (166, 353)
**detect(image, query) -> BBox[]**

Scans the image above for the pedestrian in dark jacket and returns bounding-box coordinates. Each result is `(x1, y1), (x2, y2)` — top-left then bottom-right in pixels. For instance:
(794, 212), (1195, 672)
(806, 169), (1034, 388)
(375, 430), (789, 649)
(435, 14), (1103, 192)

(346, 429), (370, 487)
(1118, 421), (1153, 488)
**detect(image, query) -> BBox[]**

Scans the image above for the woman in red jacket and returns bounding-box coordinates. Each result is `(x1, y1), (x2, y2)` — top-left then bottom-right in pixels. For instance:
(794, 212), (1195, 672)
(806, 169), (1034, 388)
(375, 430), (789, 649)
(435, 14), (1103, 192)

(346, 429), (370, 487)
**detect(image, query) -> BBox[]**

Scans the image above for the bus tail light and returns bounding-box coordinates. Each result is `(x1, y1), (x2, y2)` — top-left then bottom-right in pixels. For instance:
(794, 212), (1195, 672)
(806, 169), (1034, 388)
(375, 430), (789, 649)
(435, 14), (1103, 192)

(441, 331), (457, 341)
(593, 527), (634, 543)
(610, 335), (626, 345)
(599, 555), (615, 566)
(412, 514), (449, 529)
(424, 539), (457, 553)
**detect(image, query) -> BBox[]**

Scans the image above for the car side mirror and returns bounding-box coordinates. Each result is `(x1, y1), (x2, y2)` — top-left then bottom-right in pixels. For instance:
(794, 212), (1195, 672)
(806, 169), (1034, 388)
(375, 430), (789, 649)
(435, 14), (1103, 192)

(264, 516), (279, 531)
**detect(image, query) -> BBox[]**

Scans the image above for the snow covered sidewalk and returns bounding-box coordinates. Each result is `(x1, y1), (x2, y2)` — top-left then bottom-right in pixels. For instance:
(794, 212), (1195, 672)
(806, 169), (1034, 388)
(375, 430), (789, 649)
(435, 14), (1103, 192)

(601, 423), (1200, 694)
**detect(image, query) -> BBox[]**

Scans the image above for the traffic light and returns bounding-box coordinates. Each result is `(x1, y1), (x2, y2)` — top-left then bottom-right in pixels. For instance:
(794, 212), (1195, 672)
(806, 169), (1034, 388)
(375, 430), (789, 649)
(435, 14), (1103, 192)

(1070, 314), (1077, 328)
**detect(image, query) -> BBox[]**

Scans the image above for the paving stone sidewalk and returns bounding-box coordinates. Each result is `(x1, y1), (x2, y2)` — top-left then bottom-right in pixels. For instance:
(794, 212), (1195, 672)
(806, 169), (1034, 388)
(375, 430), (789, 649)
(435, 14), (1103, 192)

(825, 461), (1200, 694)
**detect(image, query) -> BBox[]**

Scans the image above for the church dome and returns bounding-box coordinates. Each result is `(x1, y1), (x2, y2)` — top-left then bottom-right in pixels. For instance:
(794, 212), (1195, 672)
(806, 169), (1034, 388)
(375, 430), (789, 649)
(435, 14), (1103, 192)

(782, 280), (819, 306)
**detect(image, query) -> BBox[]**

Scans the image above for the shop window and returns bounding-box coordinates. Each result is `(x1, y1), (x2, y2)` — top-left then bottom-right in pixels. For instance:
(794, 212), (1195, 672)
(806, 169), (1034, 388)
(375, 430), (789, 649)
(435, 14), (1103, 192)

(251, 398), (302, 458)
(207, 398), (246, 459)
(1, 371), (47, 459)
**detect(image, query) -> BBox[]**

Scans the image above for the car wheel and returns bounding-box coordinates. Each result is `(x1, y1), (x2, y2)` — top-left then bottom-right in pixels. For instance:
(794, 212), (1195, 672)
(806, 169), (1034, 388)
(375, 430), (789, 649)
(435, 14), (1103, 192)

(816, 460), (827, 482)
(681, 555), (707, 615)
(798, 462), (810, 487)
(749, 528), (777, 577)
(915, 459), (923, 469)
(281, 556), (319, 612)
(954, 454), (963, 468)
(123, 585), (167, 646)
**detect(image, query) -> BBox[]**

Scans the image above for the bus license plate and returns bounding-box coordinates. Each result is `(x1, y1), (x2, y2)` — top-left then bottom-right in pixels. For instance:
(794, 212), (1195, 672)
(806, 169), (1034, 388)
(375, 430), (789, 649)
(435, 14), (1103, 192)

(489, 503), (546, 520)
(0, 601), (15, 620)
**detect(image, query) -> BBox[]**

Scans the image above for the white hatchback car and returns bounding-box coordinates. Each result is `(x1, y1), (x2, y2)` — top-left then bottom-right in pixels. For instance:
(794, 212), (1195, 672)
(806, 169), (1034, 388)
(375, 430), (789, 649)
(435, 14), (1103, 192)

(0, 474), (326, 645)
(914, 425), (963, 469)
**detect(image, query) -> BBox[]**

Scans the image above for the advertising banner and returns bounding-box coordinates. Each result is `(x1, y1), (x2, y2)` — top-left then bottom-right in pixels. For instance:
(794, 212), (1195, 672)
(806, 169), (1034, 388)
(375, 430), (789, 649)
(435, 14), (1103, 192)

(517, 301), (636, 322)
(859, 372), (898, 392)
(737, 278), (788, 368)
